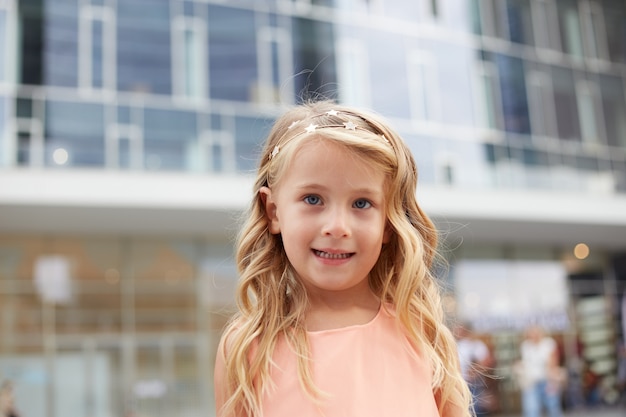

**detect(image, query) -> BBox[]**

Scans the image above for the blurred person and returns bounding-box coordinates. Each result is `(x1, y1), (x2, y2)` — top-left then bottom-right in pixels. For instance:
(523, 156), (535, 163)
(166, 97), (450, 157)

(454, 322), (494, 416)
(514, 325), (564, 417)
(0, 380), (20, 417)
(213, 100), (473, 417)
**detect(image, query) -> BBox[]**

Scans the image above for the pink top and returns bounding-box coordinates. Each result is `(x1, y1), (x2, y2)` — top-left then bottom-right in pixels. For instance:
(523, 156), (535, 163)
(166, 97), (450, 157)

(232, 306), (439, 417)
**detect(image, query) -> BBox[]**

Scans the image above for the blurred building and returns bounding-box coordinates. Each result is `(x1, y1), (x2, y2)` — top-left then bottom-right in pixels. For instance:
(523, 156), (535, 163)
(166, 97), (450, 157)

(0, 0), (625, 416)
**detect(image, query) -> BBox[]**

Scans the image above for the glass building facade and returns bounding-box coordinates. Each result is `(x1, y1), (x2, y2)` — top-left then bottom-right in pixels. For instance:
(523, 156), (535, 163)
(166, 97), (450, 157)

(1, 0), (625, 416)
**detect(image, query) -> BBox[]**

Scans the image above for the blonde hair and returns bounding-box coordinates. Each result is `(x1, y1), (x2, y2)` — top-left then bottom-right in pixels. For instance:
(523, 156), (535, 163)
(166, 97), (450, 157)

(219, 100), (472, 416)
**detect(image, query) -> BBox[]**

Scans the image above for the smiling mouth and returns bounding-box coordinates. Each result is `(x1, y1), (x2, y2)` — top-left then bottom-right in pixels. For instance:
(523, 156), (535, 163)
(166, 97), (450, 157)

(313, 250), (354, 259)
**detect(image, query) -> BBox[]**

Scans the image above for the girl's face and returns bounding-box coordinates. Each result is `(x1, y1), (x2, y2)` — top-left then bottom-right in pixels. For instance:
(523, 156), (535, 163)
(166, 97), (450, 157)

(261, 138), (390, 303)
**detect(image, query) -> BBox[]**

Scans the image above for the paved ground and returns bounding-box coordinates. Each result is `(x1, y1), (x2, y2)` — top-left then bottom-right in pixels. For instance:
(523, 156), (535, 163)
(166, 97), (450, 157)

(495, 405), (625, 417)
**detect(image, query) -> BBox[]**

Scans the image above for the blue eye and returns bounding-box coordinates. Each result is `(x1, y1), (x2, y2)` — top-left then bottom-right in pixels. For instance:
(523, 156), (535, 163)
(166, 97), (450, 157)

(353, 199), (371, 209)
(304, 195), (321, 205)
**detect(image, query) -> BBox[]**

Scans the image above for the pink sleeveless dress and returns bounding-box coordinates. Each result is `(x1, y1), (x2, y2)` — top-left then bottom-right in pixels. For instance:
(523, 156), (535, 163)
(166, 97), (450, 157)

(239, 306), (439, 416)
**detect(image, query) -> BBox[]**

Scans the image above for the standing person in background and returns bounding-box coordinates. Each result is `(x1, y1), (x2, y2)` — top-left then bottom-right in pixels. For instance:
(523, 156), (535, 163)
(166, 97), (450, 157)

(515, 325), (564, 417)
(455, 322), (494, 416)
(213, 100), (472, 417)
(0, 381), (20, 417)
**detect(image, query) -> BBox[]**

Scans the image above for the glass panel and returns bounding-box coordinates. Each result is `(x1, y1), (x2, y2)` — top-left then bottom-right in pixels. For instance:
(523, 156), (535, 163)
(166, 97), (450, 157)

(532, 0), (557, 50)
(612, 159), (626, 192)
(46, 99), (105, 166)
(0, 10), (6, 82)
(494, 53), (530, 134)
(208, 5), (256, 101)
(143, 108), (196, 171)
(368, 29), (411, 117)
(173, 345), (201, 415)
(19, 0), (44, 85)
(292, 17), (336, 102)
(117, 0), (171, 94)
(184, 27), (203, 98)
(603, 2), (626, 63)
(469, 0), (482, 35)
(234, 114), (273, 171)
(557, 0), (583, 59)
(380, 0), (420, 22)
(134, 344), (164, 416)
(45, 0), (79, 87)
(551, 66), (581, 141)
(576, 84), (600, 144)
(599, 75), (626, 148)
(506, 0), (534, 45)
(0, 96), (3, 166)
(92, 18), (104, 89)
(527, 72), (549, 136)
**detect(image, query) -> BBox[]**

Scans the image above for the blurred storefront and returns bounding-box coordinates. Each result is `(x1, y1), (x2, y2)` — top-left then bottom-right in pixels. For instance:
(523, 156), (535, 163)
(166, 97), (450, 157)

(1, 0), (625, 416)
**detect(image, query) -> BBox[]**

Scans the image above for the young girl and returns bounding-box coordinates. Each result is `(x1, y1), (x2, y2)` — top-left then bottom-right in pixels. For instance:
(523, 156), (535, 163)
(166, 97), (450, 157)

(214, 100), (472, 417)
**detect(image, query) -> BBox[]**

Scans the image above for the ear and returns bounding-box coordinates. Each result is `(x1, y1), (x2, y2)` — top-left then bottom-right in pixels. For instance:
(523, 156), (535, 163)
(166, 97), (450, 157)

(259, 186), (281, 234)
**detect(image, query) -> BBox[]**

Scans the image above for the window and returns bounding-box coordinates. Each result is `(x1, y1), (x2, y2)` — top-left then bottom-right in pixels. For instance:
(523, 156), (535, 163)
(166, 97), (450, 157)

(526, 70), (557, 137)
(602, 1), (626, 63)
(557, 0), (583, 59)
(575, 81), (605, 145)
(105, 124), (143, 169)
(256, 26), (293, 104)
(45, 100), (105, 167)
(292, 17), (337, 103)
(79, 4), (115, 90)
(143, 108), (197, 171)
(551, 66), (581, 141)
(599, 75), (626, 148)
(208, 5), (256, 102)
(495, 54), (530, 134)
(15, 96), (44, 167)
(193, 130), (235, 173)
(579, 0), (608, 60)
(117, 0), (172, 94)
(506, 0), (534, 45)
(0, 8), (6, 82)
(407, 49), (440, 122)
(337, 38), (370, 107)
(531, 0), (562, 51)
(172, 16), (207, 100)
(474, 60), (503, 130)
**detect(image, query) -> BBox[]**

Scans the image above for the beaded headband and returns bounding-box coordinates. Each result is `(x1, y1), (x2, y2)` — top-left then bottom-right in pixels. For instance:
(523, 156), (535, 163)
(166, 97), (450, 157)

(269, 109), (391, 160)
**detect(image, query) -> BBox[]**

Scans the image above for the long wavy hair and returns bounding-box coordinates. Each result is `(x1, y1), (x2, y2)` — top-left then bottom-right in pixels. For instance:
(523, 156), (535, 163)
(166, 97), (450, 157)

(218, 100), (472, 417)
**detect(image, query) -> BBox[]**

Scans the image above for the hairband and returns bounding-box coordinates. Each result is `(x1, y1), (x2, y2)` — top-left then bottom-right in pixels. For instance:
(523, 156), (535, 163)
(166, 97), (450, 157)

(269, 109), (390, 160)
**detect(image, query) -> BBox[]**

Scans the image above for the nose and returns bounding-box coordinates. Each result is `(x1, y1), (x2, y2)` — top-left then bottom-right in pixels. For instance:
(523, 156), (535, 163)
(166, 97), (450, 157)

(321, 206), (351, 238)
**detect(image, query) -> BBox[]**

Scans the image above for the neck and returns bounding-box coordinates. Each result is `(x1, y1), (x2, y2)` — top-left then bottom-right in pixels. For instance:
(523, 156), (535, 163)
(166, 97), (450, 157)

(304, 291), (380, 331)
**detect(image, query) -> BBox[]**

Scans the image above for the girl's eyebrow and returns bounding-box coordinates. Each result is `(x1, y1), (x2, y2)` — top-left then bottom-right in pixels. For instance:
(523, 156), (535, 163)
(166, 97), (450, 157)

(294, 183), (383, 196)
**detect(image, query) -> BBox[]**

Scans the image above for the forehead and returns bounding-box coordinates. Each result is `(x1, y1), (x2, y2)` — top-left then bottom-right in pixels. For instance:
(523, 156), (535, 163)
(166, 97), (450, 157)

(276, 138), (386, 191)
